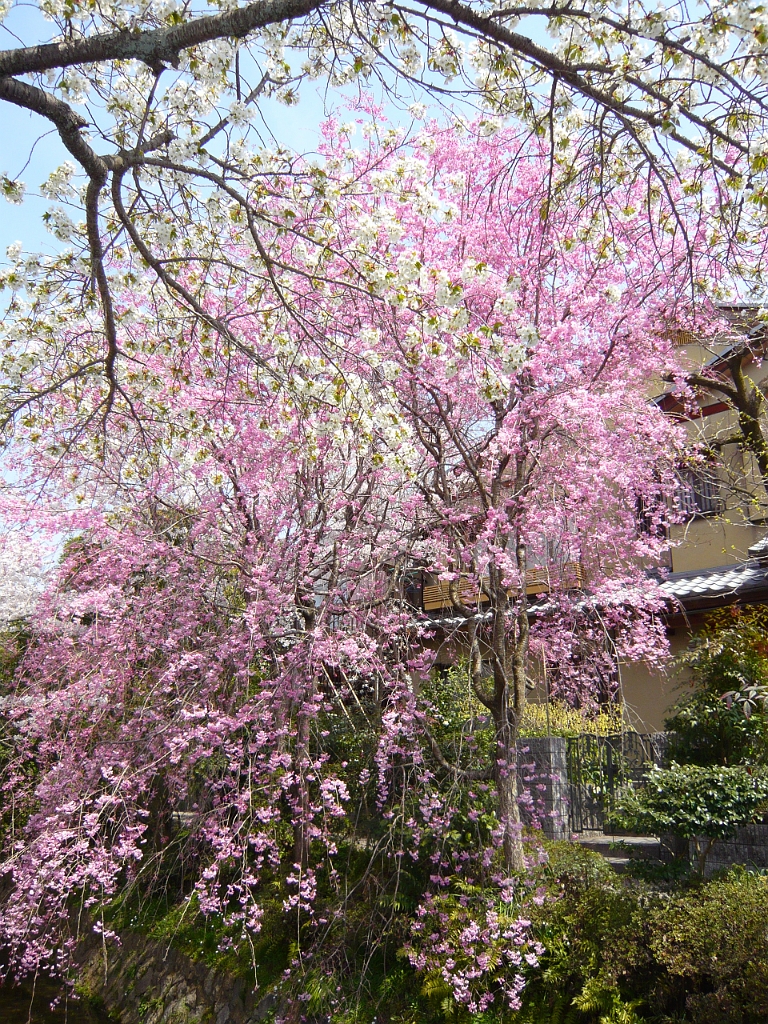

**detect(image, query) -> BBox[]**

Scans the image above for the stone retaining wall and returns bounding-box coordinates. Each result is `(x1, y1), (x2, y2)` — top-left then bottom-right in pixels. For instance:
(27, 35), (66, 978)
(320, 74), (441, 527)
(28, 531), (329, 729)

(518, 736), (569, 841)
(77, 933), (276, 1024)
(703, 821), (768, 873)
(660, 822), (768, 876)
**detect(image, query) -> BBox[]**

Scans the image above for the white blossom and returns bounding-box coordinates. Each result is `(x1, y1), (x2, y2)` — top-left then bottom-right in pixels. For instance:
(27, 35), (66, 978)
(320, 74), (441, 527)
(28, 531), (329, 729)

(517, 322), (539, 347)
(41, 162), (77, 201)
(44, 208), (77, 241)
(1, 176), (25, 205)
(0, 534), (51, 625)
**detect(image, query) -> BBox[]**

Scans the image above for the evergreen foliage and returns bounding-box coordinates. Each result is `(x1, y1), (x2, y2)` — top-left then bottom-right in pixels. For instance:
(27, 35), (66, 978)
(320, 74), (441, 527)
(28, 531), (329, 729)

(667, 606), (768, 766)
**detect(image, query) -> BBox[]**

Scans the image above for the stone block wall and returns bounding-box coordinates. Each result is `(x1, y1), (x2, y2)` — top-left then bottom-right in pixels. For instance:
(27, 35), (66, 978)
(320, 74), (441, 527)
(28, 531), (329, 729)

(76, 932), (276, 1024)
(517, 736), (569, 841)
(704, 821), (768, 873)
(659, 821), (768, 876)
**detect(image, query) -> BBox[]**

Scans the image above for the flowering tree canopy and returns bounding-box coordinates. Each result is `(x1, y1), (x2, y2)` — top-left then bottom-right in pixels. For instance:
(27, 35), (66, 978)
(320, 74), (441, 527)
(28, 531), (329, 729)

(0, 121), (720, 1007)
(2, 0), (768, 435)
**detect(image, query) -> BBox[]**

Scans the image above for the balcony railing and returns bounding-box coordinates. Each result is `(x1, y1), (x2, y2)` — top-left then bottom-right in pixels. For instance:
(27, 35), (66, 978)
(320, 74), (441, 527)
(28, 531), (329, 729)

(422, 562), (584, 612)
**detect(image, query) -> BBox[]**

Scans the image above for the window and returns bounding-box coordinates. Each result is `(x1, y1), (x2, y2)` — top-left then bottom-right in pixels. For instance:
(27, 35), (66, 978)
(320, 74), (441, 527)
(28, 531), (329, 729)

(675, 468), (724, 517)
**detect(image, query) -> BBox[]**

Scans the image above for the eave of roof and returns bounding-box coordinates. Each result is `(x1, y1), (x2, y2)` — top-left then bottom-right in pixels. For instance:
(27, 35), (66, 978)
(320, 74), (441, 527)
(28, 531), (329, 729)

(658, 559), (768, 610)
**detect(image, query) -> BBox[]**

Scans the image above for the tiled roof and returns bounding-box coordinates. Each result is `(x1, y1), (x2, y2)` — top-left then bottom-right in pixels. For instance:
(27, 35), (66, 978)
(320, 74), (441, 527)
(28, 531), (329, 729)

(748, 535), (768, 559)
(659, 560), (768, 603)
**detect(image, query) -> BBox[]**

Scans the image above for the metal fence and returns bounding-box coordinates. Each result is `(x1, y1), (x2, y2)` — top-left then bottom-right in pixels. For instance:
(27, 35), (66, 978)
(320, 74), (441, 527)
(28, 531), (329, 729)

(566, 731), (668, 833)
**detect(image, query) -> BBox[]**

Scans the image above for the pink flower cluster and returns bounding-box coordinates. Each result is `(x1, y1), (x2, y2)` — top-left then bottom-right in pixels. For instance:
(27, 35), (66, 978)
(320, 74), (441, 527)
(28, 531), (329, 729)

(407, 881), (545, 1013)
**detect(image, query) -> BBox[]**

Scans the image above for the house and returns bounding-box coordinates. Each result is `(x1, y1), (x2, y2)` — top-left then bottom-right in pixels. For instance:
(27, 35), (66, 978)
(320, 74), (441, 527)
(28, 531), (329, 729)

(617, 307), (768, 730)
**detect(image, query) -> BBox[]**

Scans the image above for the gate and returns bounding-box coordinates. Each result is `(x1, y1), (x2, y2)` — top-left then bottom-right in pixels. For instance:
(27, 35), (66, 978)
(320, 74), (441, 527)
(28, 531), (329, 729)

(566, 731), (667, 833)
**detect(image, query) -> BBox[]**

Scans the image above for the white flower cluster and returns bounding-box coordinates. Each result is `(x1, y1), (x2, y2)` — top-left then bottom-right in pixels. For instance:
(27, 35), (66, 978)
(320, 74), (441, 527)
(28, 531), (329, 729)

(434, 270), (463, 309)
(1, 175), (25, 205)
(0, 534), (51, 625)
(44, 208), (78, 241)
(58, 69), (90, 102)
(516, 322), (539, 347)
(461, 260), (491, 284)
(41, 162), (77, 201)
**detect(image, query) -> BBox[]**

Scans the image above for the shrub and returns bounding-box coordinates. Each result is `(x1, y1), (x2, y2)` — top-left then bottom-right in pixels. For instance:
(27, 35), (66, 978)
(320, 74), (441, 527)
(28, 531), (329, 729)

(426, 663), (625, 741)
(609, 762), (768, 875)
(667, 606), (768, 766)
(518, 701), (624, 739)
(516, 843), (652, 1023)
(647, 869), (768, 1023)
(520, 846), (768, 1024)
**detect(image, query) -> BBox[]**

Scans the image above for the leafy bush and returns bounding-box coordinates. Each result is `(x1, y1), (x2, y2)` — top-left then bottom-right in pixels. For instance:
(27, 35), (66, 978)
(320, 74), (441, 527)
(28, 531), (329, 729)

(647, 870), (768, 1024)
(426, 663), (625, 742)
(515, 843), (651, 1024)
(667, 606), (768, 766)
(609, 762), (768, 874)
(517, 845), (768, 1024)
(518, 701), (624, 739)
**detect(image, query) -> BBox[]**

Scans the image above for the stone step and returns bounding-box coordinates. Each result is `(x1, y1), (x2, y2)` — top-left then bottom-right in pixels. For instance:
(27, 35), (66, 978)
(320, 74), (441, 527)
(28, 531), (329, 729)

(574, 832), (661, 871)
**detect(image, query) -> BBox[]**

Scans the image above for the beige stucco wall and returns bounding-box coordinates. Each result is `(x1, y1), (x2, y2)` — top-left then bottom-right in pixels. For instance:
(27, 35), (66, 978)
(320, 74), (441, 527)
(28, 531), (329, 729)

(668, 517), (764, 572)
(618, 631), (692, 732)
(661, 338), (768, 573)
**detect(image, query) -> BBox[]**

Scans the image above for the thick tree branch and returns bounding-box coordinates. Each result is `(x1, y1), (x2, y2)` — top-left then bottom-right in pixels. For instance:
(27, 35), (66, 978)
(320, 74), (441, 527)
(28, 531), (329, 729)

(664, 369), (740, 405)
(0, 0), (323, 77)
(0, 0), (749, 179)
(84, 175), (119, 413)
(110, 164), (282, 383)
(0, 76), (106, 178)
(417, 0), (744, 171)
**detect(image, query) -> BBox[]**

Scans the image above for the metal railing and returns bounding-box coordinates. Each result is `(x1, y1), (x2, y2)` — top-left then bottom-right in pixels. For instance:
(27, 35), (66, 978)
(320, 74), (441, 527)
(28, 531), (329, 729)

(422, 562), (584, 611)
(566, 731), (668, 833)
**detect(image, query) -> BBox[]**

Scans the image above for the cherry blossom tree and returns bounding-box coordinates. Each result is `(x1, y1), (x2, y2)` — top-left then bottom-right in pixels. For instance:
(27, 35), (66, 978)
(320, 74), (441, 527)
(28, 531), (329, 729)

(0, 120), (715, 1005)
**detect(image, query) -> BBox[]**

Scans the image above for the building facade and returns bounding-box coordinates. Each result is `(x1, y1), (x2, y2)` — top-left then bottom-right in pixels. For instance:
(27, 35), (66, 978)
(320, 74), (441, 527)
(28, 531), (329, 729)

(621, 310), (768, 729)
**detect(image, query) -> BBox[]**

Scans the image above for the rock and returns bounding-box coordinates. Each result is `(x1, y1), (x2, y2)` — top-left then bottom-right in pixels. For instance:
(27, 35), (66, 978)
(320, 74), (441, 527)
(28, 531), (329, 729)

(77, 929), (265, 1024)
(252, 993), (278, 1021)
(204, 968), (216, 998)
(134, 969), (154, 996)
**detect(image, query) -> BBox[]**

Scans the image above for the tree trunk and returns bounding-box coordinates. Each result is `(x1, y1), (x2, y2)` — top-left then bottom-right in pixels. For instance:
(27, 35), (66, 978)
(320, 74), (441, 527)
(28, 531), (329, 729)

(695, 836), (716, 878)
(496, 537), (531, 874)
(291, 597), (317, 870)
(494, 708), (526, 873)
(488, 537), (530, 875)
